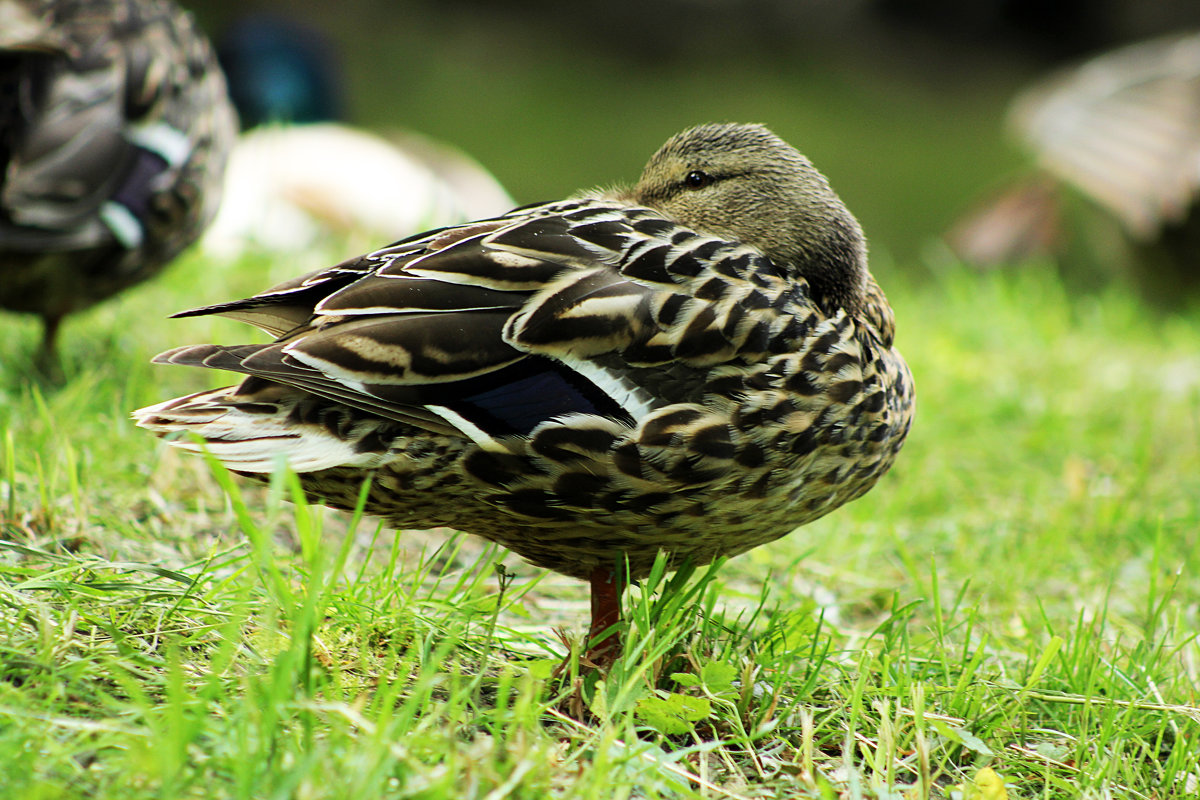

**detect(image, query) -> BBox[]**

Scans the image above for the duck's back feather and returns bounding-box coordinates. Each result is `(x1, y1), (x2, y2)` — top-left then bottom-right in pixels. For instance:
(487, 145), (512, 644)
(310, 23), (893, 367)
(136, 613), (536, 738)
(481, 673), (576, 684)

(159, 199), (814, 446)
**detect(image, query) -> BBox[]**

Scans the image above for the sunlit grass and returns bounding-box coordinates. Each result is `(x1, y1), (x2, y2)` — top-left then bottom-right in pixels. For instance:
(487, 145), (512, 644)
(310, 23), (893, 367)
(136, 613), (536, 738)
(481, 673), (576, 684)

(1, 245), (1199, 798)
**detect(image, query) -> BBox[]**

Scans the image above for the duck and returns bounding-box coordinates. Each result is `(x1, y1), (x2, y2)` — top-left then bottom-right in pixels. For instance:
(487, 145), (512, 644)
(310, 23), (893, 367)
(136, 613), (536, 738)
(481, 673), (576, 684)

(0, 0), (236, 375)
(946, 31), (1200, 302)
(135, 123), (915, 665)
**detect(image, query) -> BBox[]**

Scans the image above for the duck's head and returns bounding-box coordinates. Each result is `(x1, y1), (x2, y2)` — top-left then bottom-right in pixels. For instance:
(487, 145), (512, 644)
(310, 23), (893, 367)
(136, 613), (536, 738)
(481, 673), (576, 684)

(631, 122), (868, 316)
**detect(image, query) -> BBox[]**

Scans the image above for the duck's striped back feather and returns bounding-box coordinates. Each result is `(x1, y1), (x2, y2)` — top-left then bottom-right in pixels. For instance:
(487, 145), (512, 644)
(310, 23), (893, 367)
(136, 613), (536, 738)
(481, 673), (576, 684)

(163, 198), (824, 446)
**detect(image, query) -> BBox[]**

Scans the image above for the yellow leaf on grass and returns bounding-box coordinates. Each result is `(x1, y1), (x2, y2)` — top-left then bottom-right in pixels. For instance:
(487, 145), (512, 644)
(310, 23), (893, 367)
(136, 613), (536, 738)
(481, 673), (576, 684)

(959, 767), (1008, 800)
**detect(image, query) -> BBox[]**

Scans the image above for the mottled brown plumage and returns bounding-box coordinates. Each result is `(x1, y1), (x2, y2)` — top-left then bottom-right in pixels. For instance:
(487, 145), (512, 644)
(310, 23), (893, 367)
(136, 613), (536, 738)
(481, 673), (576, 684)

(135, 123), (914, 664)
(0, 0), (235, 371)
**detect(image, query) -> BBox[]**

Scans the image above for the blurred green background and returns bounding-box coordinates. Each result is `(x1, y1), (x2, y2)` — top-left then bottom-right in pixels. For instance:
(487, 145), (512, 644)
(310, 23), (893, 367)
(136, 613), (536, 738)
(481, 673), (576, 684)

(186, 0), (1200, 275)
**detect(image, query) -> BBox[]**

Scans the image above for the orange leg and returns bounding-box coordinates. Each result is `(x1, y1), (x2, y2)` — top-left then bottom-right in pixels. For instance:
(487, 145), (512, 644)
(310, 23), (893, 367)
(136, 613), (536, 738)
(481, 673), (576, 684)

(586, 565), (625, 667)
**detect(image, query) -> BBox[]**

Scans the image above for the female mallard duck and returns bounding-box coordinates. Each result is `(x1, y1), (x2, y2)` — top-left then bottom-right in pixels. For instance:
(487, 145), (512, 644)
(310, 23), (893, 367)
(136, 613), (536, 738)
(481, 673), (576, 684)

(0, 0), (236, 373)
(136, 123), (914, 664)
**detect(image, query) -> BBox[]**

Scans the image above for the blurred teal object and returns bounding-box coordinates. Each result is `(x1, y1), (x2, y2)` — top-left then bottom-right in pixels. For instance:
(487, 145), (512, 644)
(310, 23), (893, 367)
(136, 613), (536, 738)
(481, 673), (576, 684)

(217, 13), (344, 128)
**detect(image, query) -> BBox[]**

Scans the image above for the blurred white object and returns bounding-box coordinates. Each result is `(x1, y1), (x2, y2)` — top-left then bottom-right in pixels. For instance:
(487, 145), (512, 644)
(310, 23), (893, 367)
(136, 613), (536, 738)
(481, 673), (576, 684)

(203, 122), (514, 259)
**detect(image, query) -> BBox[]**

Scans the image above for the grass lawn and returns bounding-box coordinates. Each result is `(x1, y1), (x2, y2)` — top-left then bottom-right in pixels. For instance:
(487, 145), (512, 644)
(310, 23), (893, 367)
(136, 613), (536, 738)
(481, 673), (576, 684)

(3, 10), (1199, 794)
(1, 243), (1198, 798)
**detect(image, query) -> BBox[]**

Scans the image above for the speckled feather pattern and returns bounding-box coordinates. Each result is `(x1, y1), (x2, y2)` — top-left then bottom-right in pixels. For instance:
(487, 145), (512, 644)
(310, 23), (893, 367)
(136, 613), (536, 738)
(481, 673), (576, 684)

(136, 124), (914, 583)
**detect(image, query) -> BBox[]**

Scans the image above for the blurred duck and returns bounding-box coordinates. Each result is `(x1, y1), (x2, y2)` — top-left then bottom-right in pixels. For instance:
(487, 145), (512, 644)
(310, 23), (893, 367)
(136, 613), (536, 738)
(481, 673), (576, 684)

(0, 0), (236, 373)
(203, 15), (513, 260)
(136, 123), (914, 666)
(947, 32), (1200, 303)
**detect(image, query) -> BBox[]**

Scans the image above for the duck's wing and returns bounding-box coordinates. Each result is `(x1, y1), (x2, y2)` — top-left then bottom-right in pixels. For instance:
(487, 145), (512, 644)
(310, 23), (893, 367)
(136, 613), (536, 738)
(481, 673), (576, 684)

(1011, 31), (1200, 239)
(0, 0), (235, 252)
(149, 199), (807, 448)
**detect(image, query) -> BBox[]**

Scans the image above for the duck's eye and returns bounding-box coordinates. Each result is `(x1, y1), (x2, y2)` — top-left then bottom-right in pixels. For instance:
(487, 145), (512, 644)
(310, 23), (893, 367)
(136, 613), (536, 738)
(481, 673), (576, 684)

(683, 170), (713, 189)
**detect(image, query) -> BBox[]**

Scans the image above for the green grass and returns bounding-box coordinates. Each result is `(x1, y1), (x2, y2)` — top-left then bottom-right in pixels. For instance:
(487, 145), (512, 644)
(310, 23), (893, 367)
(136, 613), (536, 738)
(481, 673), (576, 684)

(1, 247), (1198, 799)
(0, 20), (1196, 793)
